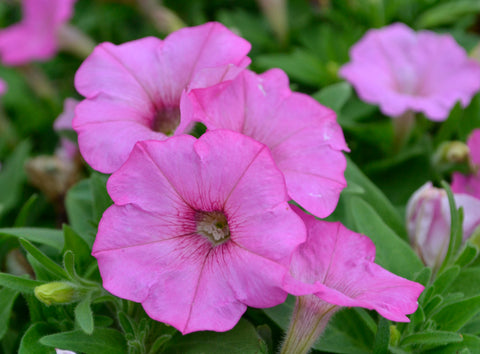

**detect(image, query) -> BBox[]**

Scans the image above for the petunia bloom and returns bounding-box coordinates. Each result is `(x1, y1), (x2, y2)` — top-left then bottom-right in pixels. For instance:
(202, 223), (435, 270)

(73, 22), (251, 173)
(340, 23), (480, 121)
(452, 129), (480, 199)
(407, 182), (480, 269)
(0, 0), (76, 65)
(280, 207), (424, 353)
(92, 130), (306, 334)
(180, 68), (348, 218)
(281, 207), (423, 353)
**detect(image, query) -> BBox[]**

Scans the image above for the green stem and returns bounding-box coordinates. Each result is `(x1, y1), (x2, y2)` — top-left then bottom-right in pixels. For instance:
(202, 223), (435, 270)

(393, 110), (415, 153)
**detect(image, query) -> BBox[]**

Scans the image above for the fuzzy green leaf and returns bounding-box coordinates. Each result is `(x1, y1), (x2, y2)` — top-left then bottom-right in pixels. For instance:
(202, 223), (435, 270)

(40, 328), (126, 354)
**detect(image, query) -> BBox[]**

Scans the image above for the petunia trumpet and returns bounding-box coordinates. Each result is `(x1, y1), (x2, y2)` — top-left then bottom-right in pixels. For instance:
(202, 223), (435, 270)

(340, 23), (480, 121)
(92, 130), (306, 334)
(73, 22), (251, 173)
(180, 68), (348, 218)
(280, 207), (424, 354)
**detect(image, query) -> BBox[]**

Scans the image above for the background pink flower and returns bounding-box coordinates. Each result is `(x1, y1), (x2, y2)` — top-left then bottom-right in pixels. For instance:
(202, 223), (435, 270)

(54, 98), (79, 132)
(340, 23), (480, 121)
(0, 78), (6, 96)
(407, 182), (480, 269)
(180, 68), (348, 218)
(73, 22), (251, 173)
(92, 130), (306, 334)
(452, 129), (480, 198)
(0, 0), (76, 65)
(284, 207), (424, 322)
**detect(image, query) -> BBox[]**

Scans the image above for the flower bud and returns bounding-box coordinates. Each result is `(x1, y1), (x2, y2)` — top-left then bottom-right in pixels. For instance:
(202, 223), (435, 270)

(433, 141), (470, 165)
(406, 182), (480, 269)
(34, 282), (79, 306)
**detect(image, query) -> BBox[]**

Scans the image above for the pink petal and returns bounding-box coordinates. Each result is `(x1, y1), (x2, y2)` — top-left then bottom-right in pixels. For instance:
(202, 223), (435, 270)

(54, 98), (79, 131)
(74, 22), (251, 173)
(284, 207), (424, 322)
(340, 23), (480, 121)
(95, 130), (305, 333)
(184, 69), (348, 217)
(468, 130), (480, 166)
(0, 0), (76, 65)
(0, 78), (6, 96)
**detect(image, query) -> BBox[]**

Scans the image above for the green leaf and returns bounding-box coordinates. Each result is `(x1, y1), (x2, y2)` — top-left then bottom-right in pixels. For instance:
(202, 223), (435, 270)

(0, 272), (43, 293)
(90, 173), (112, 222)
(401, 331), (463, 347)
(19, 239), (69, 280)
(423, 334), (480, 353)
(373, 318), (390, 354)
(417, 0), (480, 28)
(256, 49), (326, 87)
(455, 243), (479, 268)
(438, 182), (463, 273)
(14, 194), (39, 227)
(0, 140), (30, 219)
(63, 250), (77, 280)
(450, 267), (480, 298)
(18, 323), (56, 354)
(0, 287), (19, 340)
(0, 227), (64, 251)
(62, 224), (93, 275)
(433, 266), (460, 295)
(432, 295), (480, 331)
(40, 328), (126, 354)
(65, 179), (96, 247)
(342, 157), (407, 240)
(312, 82), (352, 113)
(348, 197), (423, 278)
(75, 295), (94, 334)
(164, 319), (264, 353)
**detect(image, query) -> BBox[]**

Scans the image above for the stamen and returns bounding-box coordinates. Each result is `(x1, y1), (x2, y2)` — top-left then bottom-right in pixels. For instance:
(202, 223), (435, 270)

(196, 211), (230, 245)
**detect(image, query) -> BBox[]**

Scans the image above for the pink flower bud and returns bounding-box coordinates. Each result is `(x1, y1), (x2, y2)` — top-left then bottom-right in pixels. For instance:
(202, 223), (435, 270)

(406, 182), (480, 269)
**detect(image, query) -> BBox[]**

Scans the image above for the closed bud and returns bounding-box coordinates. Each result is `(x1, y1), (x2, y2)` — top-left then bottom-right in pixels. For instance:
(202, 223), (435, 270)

(34, 282), (79, 306)
(433, 141), (470, 165)
(406, 182), (480, 270)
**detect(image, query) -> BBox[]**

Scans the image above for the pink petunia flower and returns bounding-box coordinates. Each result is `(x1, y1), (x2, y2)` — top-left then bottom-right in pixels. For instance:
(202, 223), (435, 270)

(452, 129), (480, 199)
(280, 207), (424, 353)
(407, 182), (480, 269)
(180, 68), (348, 218)
(92, 130), (306, 334)
(340, 23), (480, 121)
(73, 22), (251, 174)
(0, 0), (76, 65)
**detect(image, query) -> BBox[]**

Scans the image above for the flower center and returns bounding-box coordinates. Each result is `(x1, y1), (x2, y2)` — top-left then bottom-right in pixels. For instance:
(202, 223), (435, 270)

(195, 211), (230, 245)
(151, 107), (180, 136)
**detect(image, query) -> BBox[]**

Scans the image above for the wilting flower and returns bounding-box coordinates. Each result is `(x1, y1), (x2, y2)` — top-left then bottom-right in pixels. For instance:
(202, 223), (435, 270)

(340, 23), (480, 121)
(407, 182), (480, 269)
(73, 22), (251, 173)
(452, 129), (480, 199)
(92, 130), (306, 333)
(181, 69), (348, 218)
(0, 0), (76, 65)
(281, 207), (423, 354)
